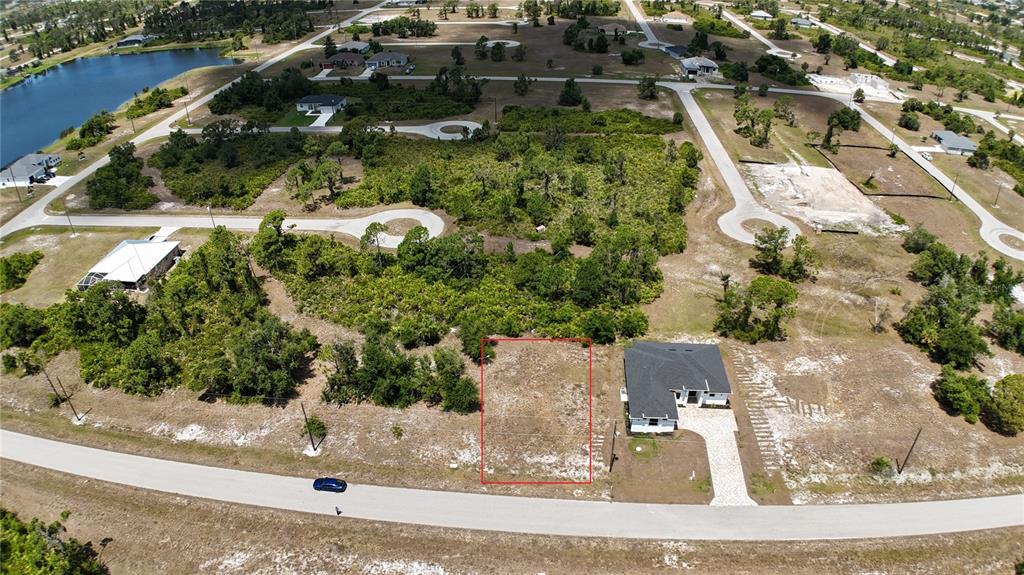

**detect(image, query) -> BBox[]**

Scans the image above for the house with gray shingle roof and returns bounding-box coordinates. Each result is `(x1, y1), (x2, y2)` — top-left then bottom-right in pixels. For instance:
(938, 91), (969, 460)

(621, 342), (732, 433)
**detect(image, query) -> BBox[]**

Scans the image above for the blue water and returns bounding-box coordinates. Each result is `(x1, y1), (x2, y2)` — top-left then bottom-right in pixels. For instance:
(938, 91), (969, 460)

(1, 48), (237, 166)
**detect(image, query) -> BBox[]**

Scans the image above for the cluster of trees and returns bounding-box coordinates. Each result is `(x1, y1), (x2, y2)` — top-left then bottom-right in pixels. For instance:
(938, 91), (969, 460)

(208, 68), (313, 117)
(426, 66), (487, 106)
(1, 509), (108, 574)
(86, 142), (157, 209)
(676, 30), (728, 61)
(562, 17), (616, 53)
(0, 251), (43, 292)
(714, 227), (817, 343)
(820, 107), (862, 152)
(66, 110), (115, 150)
(733, 89), (775, 148)
(1, 228), (316, 400)
(693, 13), (749, 39)
(2, 0), (142, 62)
(470, 36), (524, 62)
(369, 16), (437, 38)
(148, 122), (307, 209)
(753, 54), (809, 85)
(320, 338), (479, 413)
(253, 212), (661, 357)
(621, 48), (646, 65)
(463, 2), (501, 19)
(933, 369), (1023, 435)
(498, 106), (678, 134)
(896, 231), (1024, 370)
(348, 122), (700, 254)
(900, 99), (979, 134)
(126, 86), (189, 119)
(974, 130), (1024, 196)
(209, 69), (476, 124)
(143, 0), (316, 43)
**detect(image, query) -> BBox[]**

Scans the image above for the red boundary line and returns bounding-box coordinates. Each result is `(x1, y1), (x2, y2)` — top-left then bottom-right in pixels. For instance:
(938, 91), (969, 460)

(479, 337), (593, 485)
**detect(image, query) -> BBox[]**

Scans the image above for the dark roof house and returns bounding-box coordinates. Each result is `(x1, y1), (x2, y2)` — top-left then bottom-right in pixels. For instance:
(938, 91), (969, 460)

(623, 342), (732, 433)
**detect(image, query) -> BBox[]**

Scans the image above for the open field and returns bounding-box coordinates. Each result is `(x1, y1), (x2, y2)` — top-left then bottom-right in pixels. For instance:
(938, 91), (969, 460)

(930, 153), (1024, 227)
(4, 461), (1021, 574)
(0, 227), (158, 307)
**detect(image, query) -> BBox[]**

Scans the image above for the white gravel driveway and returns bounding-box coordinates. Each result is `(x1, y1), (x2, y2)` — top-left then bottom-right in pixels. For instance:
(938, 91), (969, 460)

(677, 408), (758, 506)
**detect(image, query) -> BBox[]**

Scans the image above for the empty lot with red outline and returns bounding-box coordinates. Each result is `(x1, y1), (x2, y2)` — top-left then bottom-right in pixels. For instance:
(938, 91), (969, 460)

(479, 338), (592, 485)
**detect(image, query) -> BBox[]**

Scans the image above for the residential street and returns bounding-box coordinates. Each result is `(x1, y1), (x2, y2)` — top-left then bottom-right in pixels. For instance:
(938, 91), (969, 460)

(2, 430), (1021, 540)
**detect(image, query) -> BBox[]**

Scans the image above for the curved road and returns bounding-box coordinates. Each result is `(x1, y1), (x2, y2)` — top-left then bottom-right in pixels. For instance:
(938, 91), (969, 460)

(2, 430), (1021, 540)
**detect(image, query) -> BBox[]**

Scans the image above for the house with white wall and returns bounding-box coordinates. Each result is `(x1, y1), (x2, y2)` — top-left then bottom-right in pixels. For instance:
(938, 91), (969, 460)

(621, 342), (732, 434)
(295, 95), (347, 115)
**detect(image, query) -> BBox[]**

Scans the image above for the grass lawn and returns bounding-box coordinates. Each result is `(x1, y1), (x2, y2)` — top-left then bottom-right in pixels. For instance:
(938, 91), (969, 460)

(276, 109), (320, 127)
(0, 227), (158, 307)
(628, 436), (659, 459)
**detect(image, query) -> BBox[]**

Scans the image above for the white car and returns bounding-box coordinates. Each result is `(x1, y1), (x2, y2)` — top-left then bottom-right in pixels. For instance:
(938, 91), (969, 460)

(920, 151), (932, 161)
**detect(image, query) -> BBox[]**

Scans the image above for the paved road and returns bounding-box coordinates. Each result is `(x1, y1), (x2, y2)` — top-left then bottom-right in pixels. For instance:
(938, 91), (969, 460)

(665, 83), (803, 243)
(2, 430), (1021, 540)
(19, 209), (444, 248)
(182, 120), (483, 141)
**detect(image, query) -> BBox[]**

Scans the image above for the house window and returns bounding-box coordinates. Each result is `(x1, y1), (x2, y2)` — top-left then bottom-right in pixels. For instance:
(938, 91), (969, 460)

(648, 418), (659, 426)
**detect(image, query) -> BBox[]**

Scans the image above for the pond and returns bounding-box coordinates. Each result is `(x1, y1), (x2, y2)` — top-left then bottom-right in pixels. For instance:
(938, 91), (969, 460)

(1, 48), (238, 166)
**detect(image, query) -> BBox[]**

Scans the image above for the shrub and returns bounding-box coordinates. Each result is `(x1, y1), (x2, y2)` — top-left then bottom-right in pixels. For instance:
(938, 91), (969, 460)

(932, 365), (990, 424)
(0, 251), (43, 291)
(988, 374), (1024, 436)
(901, 224), (936, 254)
(870, 456), (893, 475)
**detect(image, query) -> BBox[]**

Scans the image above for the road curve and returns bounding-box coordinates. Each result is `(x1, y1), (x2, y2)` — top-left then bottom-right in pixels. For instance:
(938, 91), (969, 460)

(2, 430), (1021, 540)
(7, 209), (443, 249)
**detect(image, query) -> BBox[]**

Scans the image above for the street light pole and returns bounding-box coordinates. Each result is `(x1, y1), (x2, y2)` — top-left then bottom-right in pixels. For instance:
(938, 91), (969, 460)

(65, 204), (77, 236)
(208, 205), (216, 227)
(8, 167), (22, 201)
(994, 182), (1003, 207)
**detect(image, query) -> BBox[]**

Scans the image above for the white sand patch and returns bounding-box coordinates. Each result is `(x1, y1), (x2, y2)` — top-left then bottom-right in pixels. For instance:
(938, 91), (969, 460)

(783, 354), (847, 375)
(746, 164), (904, 234)
(199, 549), (253, 572)
(362, 559), (449, 575)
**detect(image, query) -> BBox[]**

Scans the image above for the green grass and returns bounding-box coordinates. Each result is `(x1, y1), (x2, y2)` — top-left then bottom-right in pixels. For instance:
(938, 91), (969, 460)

(749, 472), (778, 496)
(628, 436), (659, 459)
(690, 475), (712, 492)
(275, 109), (320, 127)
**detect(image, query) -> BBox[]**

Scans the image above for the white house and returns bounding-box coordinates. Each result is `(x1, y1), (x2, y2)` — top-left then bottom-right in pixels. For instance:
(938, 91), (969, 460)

(77, 240), (181, 292)
(680, 56), (720, 78)
(621, 342), (733, 434)
(295, 94), (347, 115)
(337, 40), (370, 54)
(366, 51), (410, 70)
(1, 153), (61, 187)
(749, 9), (774, 20)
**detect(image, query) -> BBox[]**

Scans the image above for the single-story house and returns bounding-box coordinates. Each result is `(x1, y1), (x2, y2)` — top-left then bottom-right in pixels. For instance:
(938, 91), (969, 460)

(0, 153), (61, 187)
(680, 56), (720, 78)
(598, 23), (628, 36)
(116, 34), (157, 48)
(931, 130), (978, 155)
(295, 95), (347, 115)
(790, 17), (816, 28)
(621, 342), (733, 434)
(749, 9), (774, 20)
(337, 40), (370, 54)
(77, 240), (181, 292)
(321, 52), (365, 69)
(366, 51), (410, 70)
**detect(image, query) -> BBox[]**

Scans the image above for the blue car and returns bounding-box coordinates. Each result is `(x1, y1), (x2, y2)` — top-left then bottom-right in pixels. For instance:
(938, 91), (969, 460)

(313, 477), (348, 493)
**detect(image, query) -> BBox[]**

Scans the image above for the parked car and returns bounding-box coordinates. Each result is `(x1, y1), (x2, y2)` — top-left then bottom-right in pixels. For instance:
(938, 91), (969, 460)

(404, 64), (416, 74)
(920, 151), (932, 161)
(313, 477), (348, 493)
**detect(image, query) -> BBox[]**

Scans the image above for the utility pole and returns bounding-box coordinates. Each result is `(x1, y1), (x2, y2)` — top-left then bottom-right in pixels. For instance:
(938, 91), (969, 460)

(42, 364), (83, 422)
(208, 205), (216, 227)
(64, 204), (77, 236)
(897, 427), (923, 474)
(300, 401), (317, 452)
(129, 114), (136, 133)
(994, 182), (1004, 207)
(8, 167), (22, 201)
